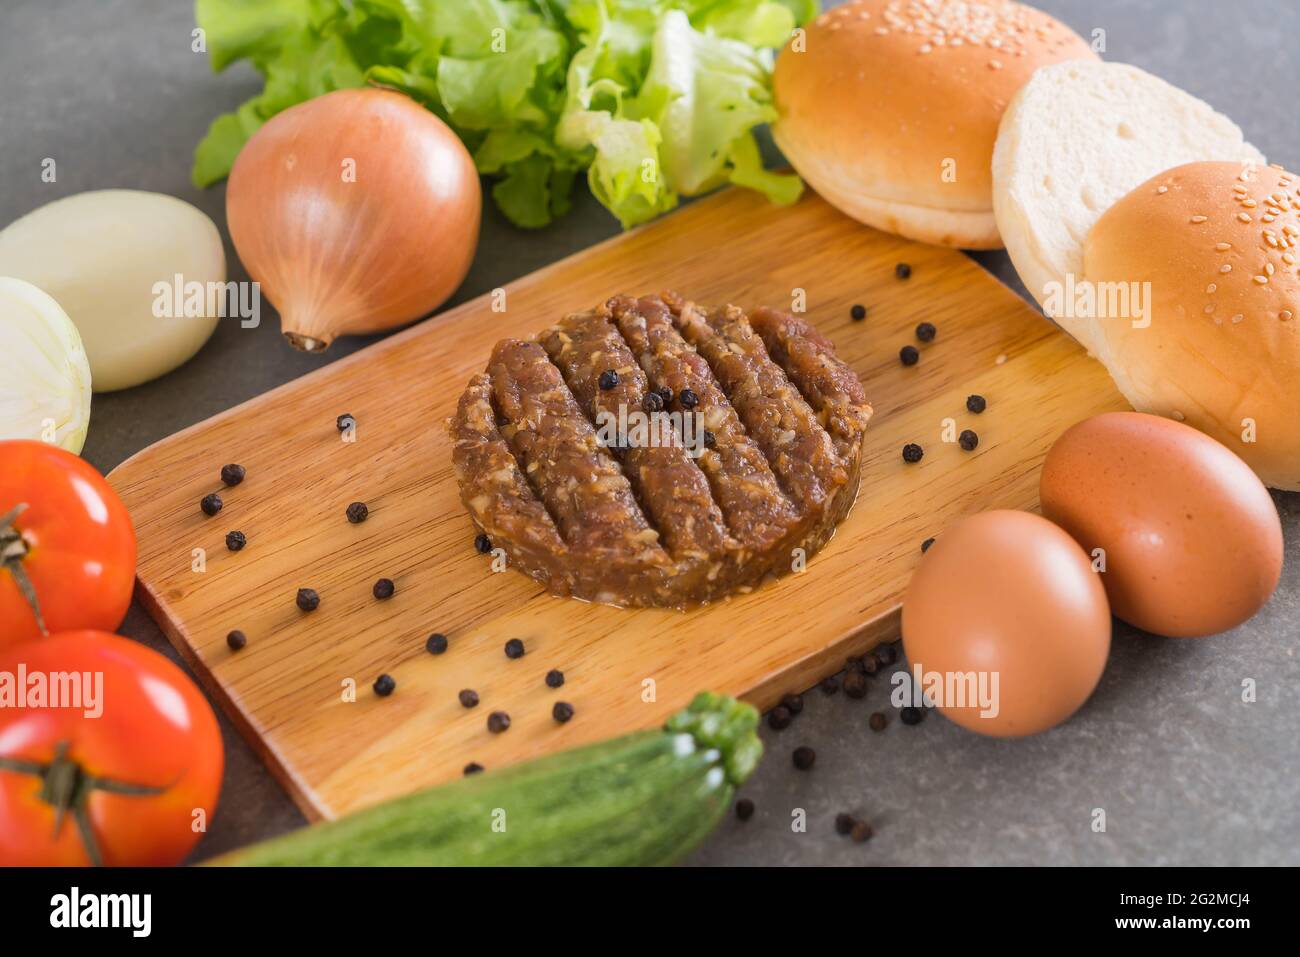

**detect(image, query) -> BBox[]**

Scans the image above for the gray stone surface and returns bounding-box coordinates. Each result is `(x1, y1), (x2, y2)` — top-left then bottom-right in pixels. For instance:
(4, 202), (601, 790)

(1, 0), (1295, 865)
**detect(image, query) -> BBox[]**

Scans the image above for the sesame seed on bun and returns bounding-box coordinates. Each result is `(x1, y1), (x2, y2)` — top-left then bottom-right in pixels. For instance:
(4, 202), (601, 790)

(1084, 161), (1300, 490)
(773, 0), (1097, 249)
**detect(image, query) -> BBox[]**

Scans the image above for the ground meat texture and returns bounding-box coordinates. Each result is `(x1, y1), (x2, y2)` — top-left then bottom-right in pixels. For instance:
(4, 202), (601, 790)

(539, 304), (733, 563)
(487, 338), (669, 567)
(671, 298), (844, 508)
(449, 293), (870, 608)
(449, 373), (567, 563)
(612, 295), (796, 553)
(749, 307), (873, 459)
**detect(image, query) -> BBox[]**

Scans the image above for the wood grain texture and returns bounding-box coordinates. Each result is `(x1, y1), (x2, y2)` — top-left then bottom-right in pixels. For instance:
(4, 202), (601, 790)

(108, 187), (1127, 821)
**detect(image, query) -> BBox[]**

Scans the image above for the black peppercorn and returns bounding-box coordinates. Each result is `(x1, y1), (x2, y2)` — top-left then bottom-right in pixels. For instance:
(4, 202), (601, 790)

(458, 689), (479, 709)
(820, 676), (839, 695)
(900, 706), (924, 726)
(487, 711), (511, 734)
(220, 464), (245, 486)
(835, 812), (855, 835)
(655, 386), (674, 405)
(869, 712), (888, 732)
(850, 303), (867, 321)
(200, 493), (223, 517)
(225, 530), (246, 552)
(678, 388), (699, 409)
(959, 429), (979, 452)
(642, 391), (664, 413)
(966, 394), (987, 414)
(545, 668), (565, 688)
(336, 413), (355, 432)
(850, 820), (874, 843)
(425, 633), (448, 655)
(915, 321), (936, 342)
(226, 630), (247, 651)
(895, 262), (912, 280)
(463, 762), (484, 776)
(373, 674), (396, 697)
(346, 501), (369, 524)
(902, 443), (924, 463)
(875, 643), (898, 667)
(735, 798), (755, 821)
(504, 638), (525, 659)
(899, 345), (919, 366)
(296, 588), (319, 611)
(781, 693), (803, 715)
(552, 701), (575, 723)
(792, 746), (816, 770)
(921, 537), (935, 553)
(861, 655), (880, 676)
(474, 533), (492, 554)
(598, 369), (619, 390)
(845, 655), (865, 673)
(843, 671), (868, 699)
(702, 430), (716, 449)
(767, 706), (792, 731)
(373, 578), (395, 600)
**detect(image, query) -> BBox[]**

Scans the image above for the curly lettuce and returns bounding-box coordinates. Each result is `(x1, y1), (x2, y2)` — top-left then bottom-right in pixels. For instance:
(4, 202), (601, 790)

(192, 0), (813, 228)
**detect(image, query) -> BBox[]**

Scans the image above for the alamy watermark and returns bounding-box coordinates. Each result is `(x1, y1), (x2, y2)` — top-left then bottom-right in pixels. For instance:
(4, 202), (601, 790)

(50, 887), (151, 937)
(594, 405), (708, 457)
(0, 665), (103, 718)
(891, 663), (1000, 719)
(1042, 273), (1151, 329)
(151, 274), (260, 328)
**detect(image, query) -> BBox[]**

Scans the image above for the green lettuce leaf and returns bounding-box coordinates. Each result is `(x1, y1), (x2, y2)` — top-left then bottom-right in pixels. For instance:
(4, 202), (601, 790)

(191, 0), (810, 227)
(554, 0), (677, 227)
(684, 0), (809, 47)
(636, 9), (799, 201)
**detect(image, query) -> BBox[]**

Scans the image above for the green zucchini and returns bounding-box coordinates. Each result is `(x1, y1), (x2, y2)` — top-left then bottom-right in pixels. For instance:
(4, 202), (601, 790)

(215, 692), (761, 866)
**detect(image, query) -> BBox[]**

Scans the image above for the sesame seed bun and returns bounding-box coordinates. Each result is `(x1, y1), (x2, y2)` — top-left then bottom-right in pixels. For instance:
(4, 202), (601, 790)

(773, 0), (1097, 249)
(993, 60), (1265, 354)
(1083, 161), (1300, 491)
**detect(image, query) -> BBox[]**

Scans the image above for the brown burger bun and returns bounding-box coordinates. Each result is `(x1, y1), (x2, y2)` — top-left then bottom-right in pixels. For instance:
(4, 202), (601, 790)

(1083, 161), (1300, 491)
(773, 0), (1097, 249)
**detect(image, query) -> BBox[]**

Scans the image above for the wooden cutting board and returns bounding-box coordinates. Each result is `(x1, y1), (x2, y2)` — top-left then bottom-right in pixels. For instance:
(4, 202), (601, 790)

(109, 186), (1127, 821)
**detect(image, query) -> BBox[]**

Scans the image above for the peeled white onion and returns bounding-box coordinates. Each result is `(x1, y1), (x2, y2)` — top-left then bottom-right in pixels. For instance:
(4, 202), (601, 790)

(0, 190), (226, 392)
(0, 276), (92, 453)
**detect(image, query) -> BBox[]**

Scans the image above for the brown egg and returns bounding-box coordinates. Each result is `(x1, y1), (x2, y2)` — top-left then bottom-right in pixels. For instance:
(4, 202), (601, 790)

(1041, 412), (1283, 638)
(901, 510), (1111, 737)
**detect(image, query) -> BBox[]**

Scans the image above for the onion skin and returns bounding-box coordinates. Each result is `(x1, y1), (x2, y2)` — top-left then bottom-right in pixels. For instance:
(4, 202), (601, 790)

(226, 88), (481, 352)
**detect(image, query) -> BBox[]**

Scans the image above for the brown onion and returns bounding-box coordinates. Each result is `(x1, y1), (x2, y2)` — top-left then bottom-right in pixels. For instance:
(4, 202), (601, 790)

(226, 88), (480, 352)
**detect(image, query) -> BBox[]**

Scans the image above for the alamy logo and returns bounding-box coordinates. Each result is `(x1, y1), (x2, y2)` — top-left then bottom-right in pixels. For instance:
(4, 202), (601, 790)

(891, 663), (1001, 719)
(1042, 273), (1152, 329)
(151, 273), (260, 328)
(0, 666), (102, 718)
(594, 406), (709, 457)
(50, 887), (151, 937)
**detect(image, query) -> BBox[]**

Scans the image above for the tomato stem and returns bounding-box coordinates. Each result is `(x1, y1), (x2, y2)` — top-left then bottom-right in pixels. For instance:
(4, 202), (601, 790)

(0, 740), (166, 866)
(0, 503), (46, 635)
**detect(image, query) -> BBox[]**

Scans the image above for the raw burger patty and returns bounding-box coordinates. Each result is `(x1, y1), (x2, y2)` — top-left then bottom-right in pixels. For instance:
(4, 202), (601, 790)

(448, 292), (872, 608)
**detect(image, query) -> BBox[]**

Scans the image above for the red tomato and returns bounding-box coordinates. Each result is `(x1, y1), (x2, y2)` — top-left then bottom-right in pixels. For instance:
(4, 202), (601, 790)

(0, 631), (223, 866)
(0, 440), (136, 644)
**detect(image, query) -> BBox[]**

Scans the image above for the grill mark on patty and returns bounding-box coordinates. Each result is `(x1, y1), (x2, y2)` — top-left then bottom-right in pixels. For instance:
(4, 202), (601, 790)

(487, 338), (670, 564)
(449, 293), (871, 607)
(449, 372), (567, 553)
(539, 303), (735, 562)
(610, 294), (797, 552)
(667, 294), (846, 509)
(749, 306), (874, 460)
